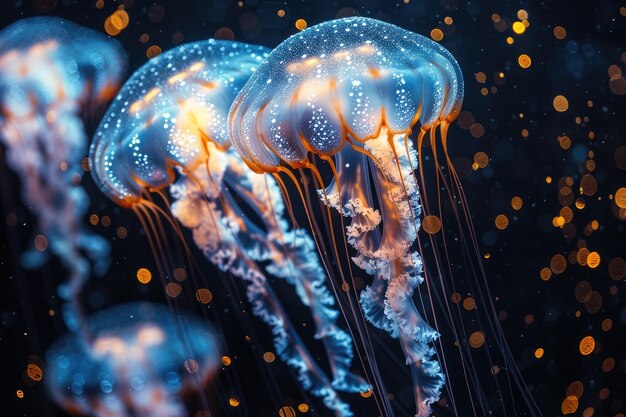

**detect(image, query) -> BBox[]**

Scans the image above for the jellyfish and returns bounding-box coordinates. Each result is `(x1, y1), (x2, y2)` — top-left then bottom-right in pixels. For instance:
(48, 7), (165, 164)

(45, 302), (219, 417)
(0, 17), (126, 335)
(90, 39), (368, 416)
(229, 17), (541, 417)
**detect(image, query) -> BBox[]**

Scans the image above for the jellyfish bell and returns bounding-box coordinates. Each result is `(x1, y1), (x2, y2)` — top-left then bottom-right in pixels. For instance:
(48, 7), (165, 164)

(91, 40), (278, 210)
(0, 17), (126, 335)
(229, 16), (539, 417)
(91, 40), (368, 416)
(0, 17), (125, 118)
(229, 17), (462, 174)
(45, 302), (219, 417)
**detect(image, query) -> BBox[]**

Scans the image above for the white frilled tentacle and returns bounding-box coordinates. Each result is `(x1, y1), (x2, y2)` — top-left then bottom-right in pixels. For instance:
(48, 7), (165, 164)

(319, 130), (445, 417)
(170, 150), (356, 416)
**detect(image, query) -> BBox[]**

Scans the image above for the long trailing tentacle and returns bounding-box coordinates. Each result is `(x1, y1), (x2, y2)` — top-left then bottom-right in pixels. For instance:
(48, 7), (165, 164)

(0, 106), (109, 344)
(319, 129), (444, 417)
(221, 148), (369, 393)
(169, 172), (353, 416)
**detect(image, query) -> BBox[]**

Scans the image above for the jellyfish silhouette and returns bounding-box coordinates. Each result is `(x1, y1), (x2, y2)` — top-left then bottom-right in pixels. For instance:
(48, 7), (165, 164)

(45, 302), (219, 417)
(0, 17), (126, 335)
(90, 39), (367, 416)
(230, 17), (540, 417)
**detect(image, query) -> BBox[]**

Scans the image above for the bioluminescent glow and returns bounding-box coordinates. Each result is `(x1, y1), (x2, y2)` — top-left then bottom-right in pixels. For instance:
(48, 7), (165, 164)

(0, 17), (126, 334)
(45, 302), (218, 417)
(89, 39), (367, 415)
(229, 17), (539, 417)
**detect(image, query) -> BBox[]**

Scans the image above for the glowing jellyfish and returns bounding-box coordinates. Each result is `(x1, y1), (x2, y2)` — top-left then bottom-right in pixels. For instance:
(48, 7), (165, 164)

(45, 302), (219, 417)
(90, 40), (367, 415)
(229, 17), (539, 417)
(0, 17), (126, 333)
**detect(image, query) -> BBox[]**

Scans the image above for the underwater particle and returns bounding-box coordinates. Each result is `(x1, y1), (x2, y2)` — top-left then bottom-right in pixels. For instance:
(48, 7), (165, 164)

(540, 267), (552, 281)
(195, 289), (213, 304)
(582, 408), (594, 417)
(430, 28), (444, 41)
(608, 65), (622, 80)
(26, 364), (43, 381)
(474, 151), (489, 168)
(263, 352), (276, 363)
(575, 281), (592, 303)
(104, 16), (120, 36)
(608, 257), (626, 280)
(615, 188), (626, 208)
(506, 36), (514, 45)
(534, 348), (544, 359)
(229, 397), (240, 407)
(173, 268), (187, 281)
(517, 9), (528, 20)
(136, 267), (152, 284)
(148, 5), (165, 23)
(567, 381), (584, 398)
(279, 406), (296, 417)
(559, 135), (572, 149)
(16, 390), (24, 398)
(553, 95), (569, 112)
(511, 196), (523, 210)
(470, 123), (485, 138)
(165, 282), (182, 298)
(450, 293), (462, 303)
(586, 252), (600, 268)
(146, 45), (162, 58)
(468, 331), (485, 348)
(583, 291), (602, 313)
(100, 215), (111, 227)
(579, 336), (595, 355)
(577, 248), (590, 266)
(602, 357), (615, 372)
(599, 388), (610, 400)
(214, 27), (235, 40)
(553, 26), (566, 39)
(495, 214), (509, 230)
(34, 235), (48, 252)
(116, 227), (127, 239)
(475, 72), (486, 83)
(562, 395), (579, 414)
(422, 215), (442, 234)
(298, 403), (309, 412)
(109, 10), (129, 32)
(295, 19), (307, 30)
(550, 254), (567, 274)
(524, 314), (534, 325)
(221, 356), (232, 366)
(277, 9), (286, 17)
(463, 297), (476, 310)
(512, 21), (525, 34)
(559, 207), (573, 223)
(575, 198), (586, 209)
(518, 54), (532, 68)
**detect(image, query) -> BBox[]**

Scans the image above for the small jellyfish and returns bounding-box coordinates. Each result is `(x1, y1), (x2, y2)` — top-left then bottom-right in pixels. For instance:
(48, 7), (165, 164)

(45, 302), (219, 417)
(90, 40), (367, 415)
(230, 17), (539, 417)
(0, 17), (126, 334)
